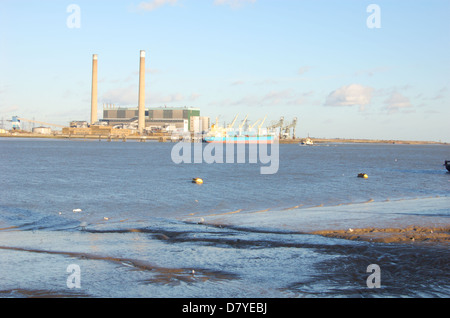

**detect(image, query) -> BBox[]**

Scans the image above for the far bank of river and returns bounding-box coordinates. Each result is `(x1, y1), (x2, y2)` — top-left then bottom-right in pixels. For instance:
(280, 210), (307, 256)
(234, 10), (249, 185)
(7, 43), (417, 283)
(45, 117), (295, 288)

(1, 132), (449, 145)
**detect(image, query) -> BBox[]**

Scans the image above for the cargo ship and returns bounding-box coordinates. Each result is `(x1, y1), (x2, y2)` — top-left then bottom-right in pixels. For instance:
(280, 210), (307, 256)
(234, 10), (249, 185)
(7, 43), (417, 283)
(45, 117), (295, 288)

(203, 135), (275, 144)
(203, 113), (278, 144)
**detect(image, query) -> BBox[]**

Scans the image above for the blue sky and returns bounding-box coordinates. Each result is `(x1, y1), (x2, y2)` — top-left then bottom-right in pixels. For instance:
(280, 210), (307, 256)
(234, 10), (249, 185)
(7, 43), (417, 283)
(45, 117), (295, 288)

(0, 0), (449, 141)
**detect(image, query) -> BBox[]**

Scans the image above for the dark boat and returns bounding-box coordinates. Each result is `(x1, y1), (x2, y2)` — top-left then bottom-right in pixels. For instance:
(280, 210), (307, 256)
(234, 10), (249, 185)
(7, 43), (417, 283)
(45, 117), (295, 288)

(445, 160), (450, 172)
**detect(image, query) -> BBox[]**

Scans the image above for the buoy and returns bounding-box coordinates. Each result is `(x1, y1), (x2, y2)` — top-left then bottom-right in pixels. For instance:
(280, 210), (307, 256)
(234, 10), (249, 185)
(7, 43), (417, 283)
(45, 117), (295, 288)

(357, 173), (368, 179)
(192, 178), (203, 184)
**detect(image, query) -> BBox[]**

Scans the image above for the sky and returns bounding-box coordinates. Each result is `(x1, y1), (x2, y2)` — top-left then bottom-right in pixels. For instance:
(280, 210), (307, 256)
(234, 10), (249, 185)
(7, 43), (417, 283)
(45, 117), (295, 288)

(0, 0), (449, 141)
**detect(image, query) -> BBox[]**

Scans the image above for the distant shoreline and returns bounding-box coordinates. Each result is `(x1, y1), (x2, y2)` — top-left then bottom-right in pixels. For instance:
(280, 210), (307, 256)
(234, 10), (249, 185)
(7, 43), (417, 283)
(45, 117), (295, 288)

(1, 133), (449, 145)
(284, 137), (449, 145)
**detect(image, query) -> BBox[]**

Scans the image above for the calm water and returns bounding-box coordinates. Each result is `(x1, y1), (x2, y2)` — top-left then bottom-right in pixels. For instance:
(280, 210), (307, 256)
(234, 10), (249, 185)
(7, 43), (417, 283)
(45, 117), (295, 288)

(0, 138), (449, 298)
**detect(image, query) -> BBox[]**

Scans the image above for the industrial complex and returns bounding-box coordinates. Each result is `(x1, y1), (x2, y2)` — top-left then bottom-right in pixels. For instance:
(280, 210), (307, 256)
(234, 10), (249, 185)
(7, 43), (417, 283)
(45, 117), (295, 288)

(64, 50), (210, 137)
(1, 50), (297, 141)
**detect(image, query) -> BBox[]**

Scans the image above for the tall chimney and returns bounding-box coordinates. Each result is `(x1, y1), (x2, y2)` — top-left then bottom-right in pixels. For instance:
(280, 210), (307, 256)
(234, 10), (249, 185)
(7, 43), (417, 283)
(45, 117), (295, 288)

(138, 50), (146, 134)
(90, 54), (98, 125)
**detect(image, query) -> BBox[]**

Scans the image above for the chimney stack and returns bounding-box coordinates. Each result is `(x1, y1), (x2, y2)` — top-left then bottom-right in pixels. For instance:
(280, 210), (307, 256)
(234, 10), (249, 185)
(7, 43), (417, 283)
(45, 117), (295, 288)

(90, 54), (98, 125)
(138, 50), (146, 134)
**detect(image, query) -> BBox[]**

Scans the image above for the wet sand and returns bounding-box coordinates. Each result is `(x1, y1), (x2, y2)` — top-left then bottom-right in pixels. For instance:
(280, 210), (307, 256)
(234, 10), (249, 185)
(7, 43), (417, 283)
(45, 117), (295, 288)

(193, 197), (450, 247)
(1, 212), (449, 298)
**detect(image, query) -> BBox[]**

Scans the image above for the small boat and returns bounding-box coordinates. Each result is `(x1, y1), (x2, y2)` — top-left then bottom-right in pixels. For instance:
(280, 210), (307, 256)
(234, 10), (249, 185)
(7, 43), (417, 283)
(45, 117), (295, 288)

(300, 137), (314, 146)
(445, 160), (450, 172)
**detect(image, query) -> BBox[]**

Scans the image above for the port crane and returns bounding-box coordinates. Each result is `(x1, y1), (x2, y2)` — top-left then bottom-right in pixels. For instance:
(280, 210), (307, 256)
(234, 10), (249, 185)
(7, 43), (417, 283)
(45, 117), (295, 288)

(267, 116), (284, 138)
(257, 115), (267, 135)
(18, 118), (66, 128)
(227, 113), (239, 129)
(248, 115), (268, 135)
(281, 117), (298, 139)
(8, 116), (65, 130)
(239, 114), (249, 131)
(267, 116), (284, 130)
(248, 118), (261, 130)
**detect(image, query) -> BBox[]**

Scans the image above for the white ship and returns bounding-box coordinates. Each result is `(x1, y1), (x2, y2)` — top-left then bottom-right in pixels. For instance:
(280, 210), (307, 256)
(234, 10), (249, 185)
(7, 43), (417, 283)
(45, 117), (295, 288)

(301, 137), (314, 145)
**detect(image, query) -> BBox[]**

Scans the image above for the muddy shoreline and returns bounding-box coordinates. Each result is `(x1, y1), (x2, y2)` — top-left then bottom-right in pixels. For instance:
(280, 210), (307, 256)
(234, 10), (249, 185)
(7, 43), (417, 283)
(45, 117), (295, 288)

(311, 226), (450, 245)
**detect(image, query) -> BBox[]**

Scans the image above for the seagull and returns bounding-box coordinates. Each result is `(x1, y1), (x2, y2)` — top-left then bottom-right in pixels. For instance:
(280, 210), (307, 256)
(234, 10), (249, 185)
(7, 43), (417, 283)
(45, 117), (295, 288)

(73, 209), (82, 213)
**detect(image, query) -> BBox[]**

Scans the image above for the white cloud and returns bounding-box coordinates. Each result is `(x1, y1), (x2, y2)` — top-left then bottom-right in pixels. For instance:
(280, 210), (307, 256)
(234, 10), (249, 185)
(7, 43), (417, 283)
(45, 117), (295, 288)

(212, 89), (311, 108)
(236, 89), (291, 106)
(430, 86), (448, 101)
(101, 85), (137, 105)
(324, 84), (374, 111)
(137, 0), (179, 11)
(354, 66), (389, 77)
(0, 105), (20, 114)
(298, 66), (311, 76)
(214, 0), (256, 9)
(384, 92), (412, 113)
(101, 86), (200, 107)
(150, 92), (201, 105)
(135, 0), (257, 11)
(230, 80), (245, 86)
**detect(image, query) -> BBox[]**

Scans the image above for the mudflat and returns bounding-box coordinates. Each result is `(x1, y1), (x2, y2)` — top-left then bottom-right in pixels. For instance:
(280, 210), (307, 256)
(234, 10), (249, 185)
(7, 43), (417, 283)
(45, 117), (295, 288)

(312, 226), (450, 245)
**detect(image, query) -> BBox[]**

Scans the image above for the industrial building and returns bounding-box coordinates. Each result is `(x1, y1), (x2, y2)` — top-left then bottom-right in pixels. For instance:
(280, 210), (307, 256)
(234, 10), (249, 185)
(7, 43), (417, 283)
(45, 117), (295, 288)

(62, 125), (132, 137)
(190, 116), (210, 134)
(101, 105), (206, 133)
(32, 127), (52, 135)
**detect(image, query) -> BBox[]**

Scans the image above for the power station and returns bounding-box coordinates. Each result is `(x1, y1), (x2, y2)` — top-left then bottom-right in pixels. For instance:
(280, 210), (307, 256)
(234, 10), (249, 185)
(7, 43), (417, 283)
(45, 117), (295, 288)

(3, 50), (298, 141)
(64, 50), (209, 136)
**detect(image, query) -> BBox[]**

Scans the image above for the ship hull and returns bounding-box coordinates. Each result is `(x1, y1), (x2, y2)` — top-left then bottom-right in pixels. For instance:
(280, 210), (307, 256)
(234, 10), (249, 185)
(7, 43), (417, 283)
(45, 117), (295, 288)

(203, 136), (275, 144)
